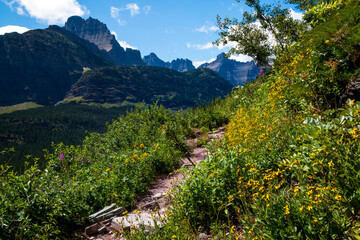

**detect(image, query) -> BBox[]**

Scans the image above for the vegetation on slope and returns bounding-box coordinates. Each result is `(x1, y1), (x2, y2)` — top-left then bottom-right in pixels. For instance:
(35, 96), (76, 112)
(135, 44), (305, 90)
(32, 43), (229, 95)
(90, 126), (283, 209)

(126, 0), (360, 239)
(0, 102), (43, 115)
(64, 66), (233, 109)
(1, 0), (360, 239)
(0, 100), (232, 239)
(0, 103), (132, 172)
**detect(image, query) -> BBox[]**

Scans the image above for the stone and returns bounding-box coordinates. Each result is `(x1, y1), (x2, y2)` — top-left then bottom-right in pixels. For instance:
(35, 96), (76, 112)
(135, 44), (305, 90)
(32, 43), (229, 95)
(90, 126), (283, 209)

(98, 226), (107, 234)
(89, 203), (117, 222)
(91, 206), (125, 222)
(152, 192), (166, 200)
(112, 212), (163, 231)
(141, 201), (160, 211)
(85, 223), (99, 235)
(198, 232), (208, 239)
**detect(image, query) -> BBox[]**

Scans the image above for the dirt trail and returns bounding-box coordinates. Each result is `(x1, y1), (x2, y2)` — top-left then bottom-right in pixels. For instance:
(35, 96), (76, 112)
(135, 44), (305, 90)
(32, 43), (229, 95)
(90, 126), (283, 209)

(85, 128), (224, 240)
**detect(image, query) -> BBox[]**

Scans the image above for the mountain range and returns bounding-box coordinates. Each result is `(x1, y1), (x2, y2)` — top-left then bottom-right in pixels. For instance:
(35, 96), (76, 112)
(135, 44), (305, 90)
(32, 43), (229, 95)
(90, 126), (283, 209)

(0, 15), (260, 109)
(143, 52), (260, 86)
(0, 16), (233, 108)
(198, 53), (260, 86)
(63, 16), (260, 86)
(143, 53), (195, 72)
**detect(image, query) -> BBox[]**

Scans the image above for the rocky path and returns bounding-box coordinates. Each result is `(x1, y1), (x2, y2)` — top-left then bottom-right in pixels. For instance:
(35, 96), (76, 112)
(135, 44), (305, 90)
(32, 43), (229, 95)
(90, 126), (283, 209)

(83, 128), (225, 240)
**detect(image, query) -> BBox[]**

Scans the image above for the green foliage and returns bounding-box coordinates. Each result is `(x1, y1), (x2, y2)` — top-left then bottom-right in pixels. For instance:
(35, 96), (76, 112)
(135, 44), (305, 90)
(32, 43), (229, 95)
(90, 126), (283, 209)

(0, 100), (231, 239)
(274, 0), (360, 109)
(216, 0), (306, 67)
(65, 66), (233, 110)
(0, 103), (132, 172)
(142, 0), (360, 239)
(2, 1), (360, 239)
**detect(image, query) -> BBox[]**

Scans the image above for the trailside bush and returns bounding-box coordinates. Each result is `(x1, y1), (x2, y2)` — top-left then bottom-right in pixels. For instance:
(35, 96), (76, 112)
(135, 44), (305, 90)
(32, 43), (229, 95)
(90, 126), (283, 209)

(0, 104), (191, 239)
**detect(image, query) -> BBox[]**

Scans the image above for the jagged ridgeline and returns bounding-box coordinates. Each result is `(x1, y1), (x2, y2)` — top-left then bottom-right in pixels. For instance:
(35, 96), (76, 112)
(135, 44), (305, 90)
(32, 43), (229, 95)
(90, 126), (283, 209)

(64, 66), (232, 108)
(0, 25), (111, 106)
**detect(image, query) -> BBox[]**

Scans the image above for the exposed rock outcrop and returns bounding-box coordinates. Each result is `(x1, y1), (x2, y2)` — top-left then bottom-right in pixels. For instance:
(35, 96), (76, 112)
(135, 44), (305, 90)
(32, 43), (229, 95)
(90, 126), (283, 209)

(143, 52), (195, 72)
(198, 52), (260, 86)
(143, 52), (167, 68)
(168, 58), (195, 72)
(65, 16), (145, 66)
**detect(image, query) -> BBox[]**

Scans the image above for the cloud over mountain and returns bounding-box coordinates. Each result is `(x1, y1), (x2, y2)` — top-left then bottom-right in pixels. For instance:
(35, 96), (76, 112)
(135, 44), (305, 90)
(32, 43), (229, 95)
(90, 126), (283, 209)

(1, 0), (88, 24)
(0, 25), (30, 35)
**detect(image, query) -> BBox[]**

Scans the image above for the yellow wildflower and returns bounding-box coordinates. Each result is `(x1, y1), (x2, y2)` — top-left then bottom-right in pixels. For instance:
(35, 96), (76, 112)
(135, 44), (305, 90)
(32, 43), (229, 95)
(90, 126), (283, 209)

(284, 205), (290, 215)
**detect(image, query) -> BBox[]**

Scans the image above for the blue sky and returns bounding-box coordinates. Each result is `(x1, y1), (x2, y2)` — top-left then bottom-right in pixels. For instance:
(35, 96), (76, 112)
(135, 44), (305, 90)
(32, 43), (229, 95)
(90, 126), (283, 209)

(0, 0), (302, 67)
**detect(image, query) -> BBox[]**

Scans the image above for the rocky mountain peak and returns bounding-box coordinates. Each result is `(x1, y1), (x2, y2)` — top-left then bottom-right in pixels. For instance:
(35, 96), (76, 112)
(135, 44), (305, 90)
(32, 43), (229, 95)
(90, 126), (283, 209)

(199, 52), (260, 86)
(65, 16), (114, 52)
(143, 53), (195, 72)
(64, 16), (145, 66)
(169, 58), (195, 72)
(216, 52), (226, 60)
(143, 52), (167, 67)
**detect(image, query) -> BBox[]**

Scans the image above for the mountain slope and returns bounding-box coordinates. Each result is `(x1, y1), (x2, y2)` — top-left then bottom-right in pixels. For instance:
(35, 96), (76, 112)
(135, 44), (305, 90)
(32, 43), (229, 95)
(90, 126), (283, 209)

(199, 53), (260, 86)
(65, 16), (145, 66)
(64, 66), (233, 108)
(0, 25), (111, 106)
(143, 52), (195, 72)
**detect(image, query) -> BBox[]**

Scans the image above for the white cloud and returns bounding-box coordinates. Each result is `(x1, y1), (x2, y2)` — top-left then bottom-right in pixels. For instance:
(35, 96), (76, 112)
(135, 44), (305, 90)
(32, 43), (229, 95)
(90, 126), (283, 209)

(194, 24), (218, 34)
(143, 5), (151, 15)
(118, 40), (137, 50)
(111, 31), (118, 39)
(187, 42), (214, 50)
(289, 8), (303, 21)
(187, 41), (237, 50)
(111, 3), (144, 26)
(0, 25), (30, 35)
(111, 7), (120, 18)
(2, 0), (88, 25)
(111, 31), (137, 50)
(117, 19), (127, 26)
(229, 54), (253, 62)
(193, 58), (216, 68)
(126, 3), (140, 16)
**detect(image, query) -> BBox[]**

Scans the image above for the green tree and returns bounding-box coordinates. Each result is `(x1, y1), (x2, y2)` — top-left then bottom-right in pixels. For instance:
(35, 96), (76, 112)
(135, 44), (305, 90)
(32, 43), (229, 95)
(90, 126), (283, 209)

(215, 0), (306, 68)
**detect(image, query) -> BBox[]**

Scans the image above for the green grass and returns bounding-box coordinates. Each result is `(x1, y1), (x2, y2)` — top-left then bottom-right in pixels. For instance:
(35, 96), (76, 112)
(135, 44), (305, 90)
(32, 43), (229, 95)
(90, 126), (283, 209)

(0, 102), (43, 114)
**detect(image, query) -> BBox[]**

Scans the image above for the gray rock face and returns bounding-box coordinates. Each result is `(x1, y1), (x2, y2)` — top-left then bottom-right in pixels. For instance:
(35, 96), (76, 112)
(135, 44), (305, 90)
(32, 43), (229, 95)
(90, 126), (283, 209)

(143, 52), (167, 68)
(168, 58), (195, 72)
(199, 52), (260, 86)
(65, 16), (145, 66)
(143, 53), (195, 72)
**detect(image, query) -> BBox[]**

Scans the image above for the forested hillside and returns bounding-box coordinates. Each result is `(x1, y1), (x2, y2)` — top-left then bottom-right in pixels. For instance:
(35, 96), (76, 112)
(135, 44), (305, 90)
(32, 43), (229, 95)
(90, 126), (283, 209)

(0, 103), (132, 172)
(64, 66), (232, 109)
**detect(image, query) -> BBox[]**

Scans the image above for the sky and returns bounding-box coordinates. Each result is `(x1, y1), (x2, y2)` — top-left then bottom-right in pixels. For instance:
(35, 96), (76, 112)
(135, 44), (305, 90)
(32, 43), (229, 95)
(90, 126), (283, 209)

(0, 0), (302, 67)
